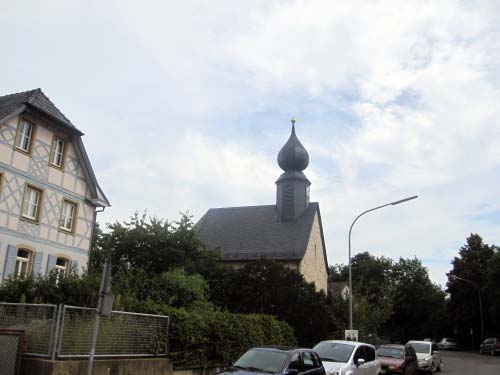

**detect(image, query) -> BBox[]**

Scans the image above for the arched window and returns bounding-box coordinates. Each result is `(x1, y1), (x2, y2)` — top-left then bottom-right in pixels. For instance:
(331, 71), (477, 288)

(15, 249), (33, 278)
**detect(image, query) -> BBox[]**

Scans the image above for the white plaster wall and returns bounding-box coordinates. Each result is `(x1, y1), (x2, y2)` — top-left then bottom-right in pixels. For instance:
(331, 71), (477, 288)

(299, 212), (328, 292)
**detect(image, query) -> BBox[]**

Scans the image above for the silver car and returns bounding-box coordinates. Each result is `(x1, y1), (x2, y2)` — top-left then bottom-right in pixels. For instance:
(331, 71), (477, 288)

(407, 341), (442, 373)
(437, 338), (457, 351)
(313, 340), (381, 375)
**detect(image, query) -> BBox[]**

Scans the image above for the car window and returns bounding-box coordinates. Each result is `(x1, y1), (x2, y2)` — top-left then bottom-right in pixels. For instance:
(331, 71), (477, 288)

(364, 346), (375, 362)
(234, 349), (288, 373)
(408, 342), (431, 354)
(313, 342), (355, 363)
(353, 347), (366, 363)
(301, 352), (320, 371)
(288, 353), (301, 371)
(408, 346), (416, 357)
(377, 347), (403, 359)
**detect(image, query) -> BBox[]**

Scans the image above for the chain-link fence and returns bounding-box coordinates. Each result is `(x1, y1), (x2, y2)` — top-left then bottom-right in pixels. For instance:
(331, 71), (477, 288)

(0, 303), (169, 359)
(58, 305), (169, 358)
(0, 303), (57, 357)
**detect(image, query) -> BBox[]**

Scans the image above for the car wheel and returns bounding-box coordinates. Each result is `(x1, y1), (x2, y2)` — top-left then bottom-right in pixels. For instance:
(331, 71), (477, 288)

(429, 362), (435, 374)
(436, 361), (442, 372)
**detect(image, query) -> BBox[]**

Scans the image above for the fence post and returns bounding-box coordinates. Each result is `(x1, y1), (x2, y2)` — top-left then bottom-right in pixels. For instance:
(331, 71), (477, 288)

(50, 304), (63, 360)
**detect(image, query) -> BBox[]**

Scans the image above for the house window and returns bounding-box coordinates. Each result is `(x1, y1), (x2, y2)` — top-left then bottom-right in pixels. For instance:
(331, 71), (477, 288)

(15, 119), (34, 153)
(50, 136), (65, 168)
(15, 249), (32, 278)
(59, 199), (77, 232)
(55, 257), (69, 279)
(21, 185), (43, 222)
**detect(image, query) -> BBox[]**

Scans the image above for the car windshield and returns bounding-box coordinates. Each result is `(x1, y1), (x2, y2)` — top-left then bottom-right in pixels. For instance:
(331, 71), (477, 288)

(233, 349), (288, 373)
(313, 342), (354, 363)
(408, 343), (430, 354)
(376, 347), (404, 359)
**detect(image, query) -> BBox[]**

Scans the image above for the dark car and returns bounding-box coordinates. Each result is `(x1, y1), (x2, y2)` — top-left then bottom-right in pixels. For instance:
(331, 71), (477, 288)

(479, 338), (500, 356)
(377, 344), (417, 375)
(218, 347), (326, 375)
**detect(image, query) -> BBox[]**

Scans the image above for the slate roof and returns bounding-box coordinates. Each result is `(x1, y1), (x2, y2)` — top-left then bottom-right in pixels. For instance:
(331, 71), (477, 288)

(0, 88), (109, 206)
(196, 202), (321, 261)
(0, 89), (82, 135)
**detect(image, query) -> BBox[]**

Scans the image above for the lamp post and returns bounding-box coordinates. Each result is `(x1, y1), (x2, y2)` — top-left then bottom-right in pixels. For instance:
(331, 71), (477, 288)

(450, 275), (484, 343)
(348, 195), (418, 330)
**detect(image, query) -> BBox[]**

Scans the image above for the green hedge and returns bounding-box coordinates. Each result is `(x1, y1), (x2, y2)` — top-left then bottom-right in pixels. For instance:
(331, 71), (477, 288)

(130, 299), (297, 368)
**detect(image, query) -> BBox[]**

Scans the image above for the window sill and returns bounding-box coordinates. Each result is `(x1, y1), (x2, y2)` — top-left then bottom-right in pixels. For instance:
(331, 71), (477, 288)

(20, 215), (40, 224)
(13, 146), (33, 157)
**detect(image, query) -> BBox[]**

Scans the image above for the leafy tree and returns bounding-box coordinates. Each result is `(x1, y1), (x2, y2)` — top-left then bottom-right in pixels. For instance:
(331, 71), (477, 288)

(90, 212), (221, 276)
(384, 257), (447, 342)
(330, 252), (394, 336)
(447, 234), (496, 347)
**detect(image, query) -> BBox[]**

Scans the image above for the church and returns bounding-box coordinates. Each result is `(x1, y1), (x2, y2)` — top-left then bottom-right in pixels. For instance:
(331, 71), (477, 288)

(196, 119), (329, 291)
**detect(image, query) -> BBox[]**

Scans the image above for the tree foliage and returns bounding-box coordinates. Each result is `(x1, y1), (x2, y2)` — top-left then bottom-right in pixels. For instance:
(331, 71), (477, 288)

(206, 259), (334, 346)
(447, 233), (499, 347)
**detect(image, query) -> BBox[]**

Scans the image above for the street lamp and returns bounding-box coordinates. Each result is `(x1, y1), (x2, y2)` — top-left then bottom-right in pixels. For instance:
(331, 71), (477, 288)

(450, 275), (484, 343)
(348, 195), (418, 330)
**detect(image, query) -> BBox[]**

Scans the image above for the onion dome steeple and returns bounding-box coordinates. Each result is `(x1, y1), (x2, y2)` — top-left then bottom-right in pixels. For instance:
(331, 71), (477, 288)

(275, 118), (311, 222)
(278, 117), (309, 172)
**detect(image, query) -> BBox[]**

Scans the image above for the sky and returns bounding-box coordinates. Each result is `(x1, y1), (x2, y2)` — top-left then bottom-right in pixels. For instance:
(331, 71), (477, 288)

(1, 0), (500, 287)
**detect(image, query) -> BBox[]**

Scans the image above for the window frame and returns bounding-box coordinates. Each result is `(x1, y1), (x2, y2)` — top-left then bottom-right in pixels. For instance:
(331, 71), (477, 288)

(14, 118), (36, 155)
(54, 256), (70, 278)
(20, 184), (43, 223)
(49, 135), (66, 169)
(14, 248), (33, 279)
(59, 198), (78, 233)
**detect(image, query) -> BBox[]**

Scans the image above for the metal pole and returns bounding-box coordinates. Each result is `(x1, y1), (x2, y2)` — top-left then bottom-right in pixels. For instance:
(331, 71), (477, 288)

(348, 196), (418, 330)
(88, 258), (111, 375)
(452, 275), (484, 343)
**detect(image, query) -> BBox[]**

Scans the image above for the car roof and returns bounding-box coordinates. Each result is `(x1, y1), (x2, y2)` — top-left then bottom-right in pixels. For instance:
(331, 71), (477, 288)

(316, 340), (374, 348)
(407, 341), (431, 344)
(378, 344), (405, 349)
(252, 346), (310, 353)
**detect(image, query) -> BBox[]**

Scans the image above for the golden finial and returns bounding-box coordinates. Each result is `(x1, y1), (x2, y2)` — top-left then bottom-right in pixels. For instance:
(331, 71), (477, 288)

(291, 116), (296, 125)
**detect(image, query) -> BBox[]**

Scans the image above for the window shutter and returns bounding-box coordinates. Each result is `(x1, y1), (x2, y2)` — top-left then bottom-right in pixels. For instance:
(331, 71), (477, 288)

(32, 252), (43, 276)
(46, 254), (56, 275)
(70, 260), (79, 272)
(4, 245), (17, 279)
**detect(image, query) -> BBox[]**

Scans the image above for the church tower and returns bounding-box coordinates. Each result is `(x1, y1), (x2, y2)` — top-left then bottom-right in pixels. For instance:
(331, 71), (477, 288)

(276, 118), (311, 221)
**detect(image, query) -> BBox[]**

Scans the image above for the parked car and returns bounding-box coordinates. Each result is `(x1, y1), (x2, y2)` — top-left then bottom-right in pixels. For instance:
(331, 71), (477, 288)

(376, 344), (417, 375)
(218, 346), (326, 375)
(313, 340), (381, 375)
(479, 338), (500, 356)
(437, 338), (457, 351)
(406, 341), (442, 373)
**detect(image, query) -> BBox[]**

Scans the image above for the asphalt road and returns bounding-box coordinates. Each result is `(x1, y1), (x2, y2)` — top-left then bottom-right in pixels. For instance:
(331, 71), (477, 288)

(439, 350), (500, 374)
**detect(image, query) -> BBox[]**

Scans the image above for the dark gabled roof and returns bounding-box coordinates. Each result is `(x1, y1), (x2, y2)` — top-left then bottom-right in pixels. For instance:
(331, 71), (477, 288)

(0, 89), (83, 135)
(195, 202), (320, 261)
(0, 89), (109, 207)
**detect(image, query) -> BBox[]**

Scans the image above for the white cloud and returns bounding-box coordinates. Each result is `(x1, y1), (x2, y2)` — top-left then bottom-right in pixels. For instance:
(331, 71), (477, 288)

(2, 0), (500, 286)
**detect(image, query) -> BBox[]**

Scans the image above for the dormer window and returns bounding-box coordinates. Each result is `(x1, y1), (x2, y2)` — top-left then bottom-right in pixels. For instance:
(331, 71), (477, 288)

(50, 136), (65, 168)
(15, 119), (34, 153)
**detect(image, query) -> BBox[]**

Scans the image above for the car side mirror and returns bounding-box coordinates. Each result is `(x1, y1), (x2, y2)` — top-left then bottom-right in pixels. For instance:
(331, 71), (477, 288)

(356, 358), (365, 366)
(286, 369), (299, 375)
